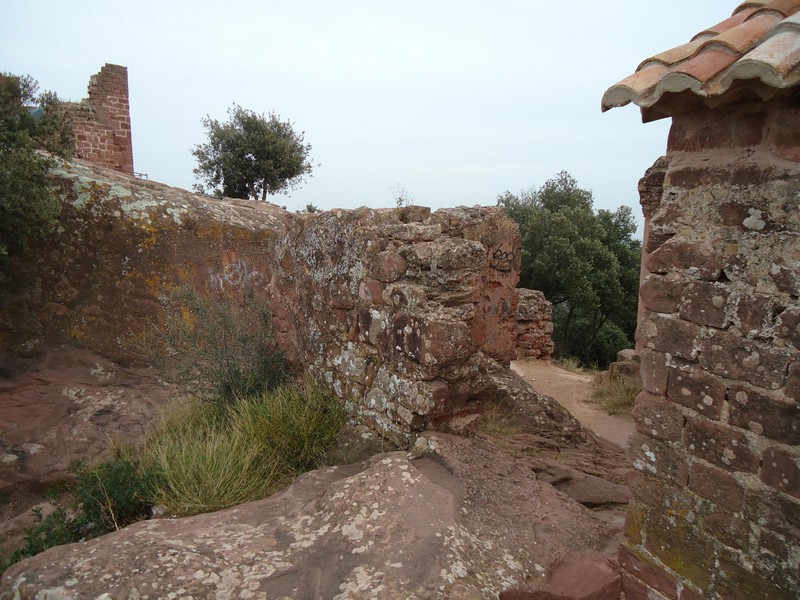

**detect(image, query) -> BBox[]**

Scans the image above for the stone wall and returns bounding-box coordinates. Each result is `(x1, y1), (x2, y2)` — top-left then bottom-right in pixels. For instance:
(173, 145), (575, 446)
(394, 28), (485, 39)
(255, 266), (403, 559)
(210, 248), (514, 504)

(0, 159), (533, 445)
(625, 97), (800, 599)
(65, 64), (134, 174)
(515, 288), (554, 359)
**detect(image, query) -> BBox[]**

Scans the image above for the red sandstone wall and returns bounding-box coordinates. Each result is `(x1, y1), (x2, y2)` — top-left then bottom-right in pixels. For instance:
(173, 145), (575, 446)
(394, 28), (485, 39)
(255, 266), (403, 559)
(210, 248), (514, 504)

(515, 288), (554, 359)
(67, 64), (133, 173)
(625, 98), (800, 600)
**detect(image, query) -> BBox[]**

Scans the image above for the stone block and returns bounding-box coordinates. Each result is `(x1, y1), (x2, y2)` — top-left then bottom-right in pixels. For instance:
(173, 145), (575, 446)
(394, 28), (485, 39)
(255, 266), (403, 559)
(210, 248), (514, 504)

(714, 552), (797, 600)
(666, 367), (726, 420)
(679, 280), (730, 328)
(786, 362), (800, 400)
(697, 504), (751, 551)
(632, 392), (685, 442)
(685, 417), (760, 474)
(625, 502), (646, 546)
(736, 292), (775, 338)
(776, 306), (800, 349)
(761, 446), (800, 499)
(688, 461), (745, 513)
(393, 312), (473, 367)
(629, 433), (689, 485)
(640, 349), (669, 395)
(744, 488), (800, 539)
(639, 273), (683, 314)
(728, 383), (800, 444)
(677, 585), (704, 600)
(621, 572), (672, 600)
(618, 545), (678, 599)
(638, 313), (700, 360)
(643, 511), (716, 590)
(698, 330), (790, 391)
(644, 238), (723, 281)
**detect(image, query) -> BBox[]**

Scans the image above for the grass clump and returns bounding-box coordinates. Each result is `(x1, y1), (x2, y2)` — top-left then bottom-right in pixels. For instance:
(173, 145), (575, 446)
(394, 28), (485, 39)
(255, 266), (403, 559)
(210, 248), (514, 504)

(553, 355), (586, 374)
(592, 371), (640, 415)
(143, 380), (345, 516)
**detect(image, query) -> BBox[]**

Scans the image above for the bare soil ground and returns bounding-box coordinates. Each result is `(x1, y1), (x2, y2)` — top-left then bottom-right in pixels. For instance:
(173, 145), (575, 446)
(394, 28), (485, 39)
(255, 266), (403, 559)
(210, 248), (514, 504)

(511, 358), (635, 450)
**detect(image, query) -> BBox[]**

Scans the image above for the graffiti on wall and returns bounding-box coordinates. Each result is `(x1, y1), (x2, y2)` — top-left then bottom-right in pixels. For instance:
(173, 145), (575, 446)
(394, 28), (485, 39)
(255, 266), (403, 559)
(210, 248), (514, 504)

(208, 250), (261, 292)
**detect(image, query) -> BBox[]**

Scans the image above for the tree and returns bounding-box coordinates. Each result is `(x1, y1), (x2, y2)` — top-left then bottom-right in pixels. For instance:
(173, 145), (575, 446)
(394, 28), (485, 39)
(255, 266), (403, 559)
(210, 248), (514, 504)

(498, 172), (641, 367)
(192, 105), (313, 201)
(0, 73), (72, 274)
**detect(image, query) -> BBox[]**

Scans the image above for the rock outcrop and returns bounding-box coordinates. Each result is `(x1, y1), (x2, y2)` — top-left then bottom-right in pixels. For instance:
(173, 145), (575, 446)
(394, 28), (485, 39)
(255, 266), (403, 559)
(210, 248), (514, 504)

(0, 346), (171, 492)
(1, 432), (623, 600)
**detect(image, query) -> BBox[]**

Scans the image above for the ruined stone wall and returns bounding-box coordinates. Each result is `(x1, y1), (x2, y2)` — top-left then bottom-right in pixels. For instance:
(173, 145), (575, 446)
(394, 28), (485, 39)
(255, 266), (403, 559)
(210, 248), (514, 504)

(269, 205), (522, 443)
(625, 98), (800, 600)
(65, 64), (134, 174)
(515, 288), (554, 359)
(0, 159), (527, 445)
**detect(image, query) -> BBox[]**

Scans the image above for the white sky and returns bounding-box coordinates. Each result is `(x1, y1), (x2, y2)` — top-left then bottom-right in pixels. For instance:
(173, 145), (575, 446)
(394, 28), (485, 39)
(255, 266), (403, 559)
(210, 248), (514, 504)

(1, 1), (734, 235)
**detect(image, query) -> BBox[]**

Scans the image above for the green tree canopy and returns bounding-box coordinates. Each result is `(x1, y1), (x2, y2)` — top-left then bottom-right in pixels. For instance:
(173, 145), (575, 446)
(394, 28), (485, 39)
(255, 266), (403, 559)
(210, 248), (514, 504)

(498, 171), (641, 367)
(0, 73), (72, 273)
(192, 105), (314, 201)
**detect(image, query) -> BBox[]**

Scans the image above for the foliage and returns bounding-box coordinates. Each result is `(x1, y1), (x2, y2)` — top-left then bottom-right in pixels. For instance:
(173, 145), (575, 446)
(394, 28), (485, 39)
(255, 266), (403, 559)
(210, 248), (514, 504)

(0, 449), (154, 572)
(0, 73), (72, 272)
(70, 447), (156, 532)
(158, 286), (289, 406)
(498, 171), (641, 367)
(592, 370), (641, 415)
(192, 104), (313, 201)
(142, 381), (345, 515)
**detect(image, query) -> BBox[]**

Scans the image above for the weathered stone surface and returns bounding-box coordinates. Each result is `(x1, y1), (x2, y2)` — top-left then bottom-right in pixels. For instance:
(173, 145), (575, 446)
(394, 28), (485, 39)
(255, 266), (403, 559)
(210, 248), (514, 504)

(640, 349), (669, 396)
(642, 511), (716, 590)
(685, 417), (760, 474)
(0, 345), (171, 492)
(514, 288), (554, 360)
(761, 446), (800, 498)
(698, 329), (790, 391)
(728, 383), (800, 444)
(688, 461), (745, 513)
(629, 433), (689, 485)
(637, 312), (700, 360)
(632, 392), (685, 442)
(0, 159), (539, 445)
(644, 238), (722, 281)
(666, 367), (726, 420)
(679, 280), (730, 328)
(1, 433), (620, 599)
(639, 273), (683, 314)
(618, 545), (677, 599)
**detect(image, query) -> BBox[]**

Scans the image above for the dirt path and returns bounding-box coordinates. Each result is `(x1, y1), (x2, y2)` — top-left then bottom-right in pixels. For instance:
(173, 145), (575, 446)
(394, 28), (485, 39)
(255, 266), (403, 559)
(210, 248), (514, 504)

(511, 359), (635, 450)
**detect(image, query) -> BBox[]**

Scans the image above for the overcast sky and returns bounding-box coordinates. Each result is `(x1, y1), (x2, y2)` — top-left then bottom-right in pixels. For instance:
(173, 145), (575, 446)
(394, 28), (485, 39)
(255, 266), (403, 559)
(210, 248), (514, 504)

(2, 1), (733, 235)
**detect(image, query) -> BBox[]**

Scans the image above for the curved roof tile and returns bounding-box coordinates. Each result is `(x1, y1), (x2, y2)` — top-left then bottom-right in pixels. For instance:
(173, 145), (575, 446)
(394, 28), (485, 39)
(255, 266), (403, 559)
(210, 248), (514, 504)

(603, 0), (800, 121)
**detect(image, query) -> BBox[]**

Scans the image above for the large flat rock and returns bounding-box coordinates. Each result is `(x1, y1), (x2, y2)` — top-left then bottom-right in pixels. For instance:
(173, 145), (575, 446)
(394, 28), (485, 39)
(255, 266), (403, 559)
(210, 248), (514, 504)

(1, 433), (620, 599)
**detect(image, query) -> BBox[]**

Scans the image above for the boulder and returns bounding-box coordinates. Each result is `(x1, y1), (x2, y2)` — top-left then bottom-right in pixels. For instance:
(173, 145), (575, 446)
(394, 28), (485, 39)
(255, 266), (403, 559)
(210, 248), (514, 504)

(1, 433), (620, 599)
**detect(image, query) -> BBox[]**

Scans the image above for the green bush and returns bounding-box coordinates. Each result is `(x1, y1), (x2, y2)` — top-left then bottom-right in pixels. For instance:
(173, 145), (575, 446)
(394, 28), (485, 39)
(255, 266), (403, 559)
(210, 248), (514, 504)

(0, 73), (72, 275)
(1, 449), (155, 572)
(143, 381), (345, 516)
(70, 448), (156, 533)
(158, 286), (289, 406)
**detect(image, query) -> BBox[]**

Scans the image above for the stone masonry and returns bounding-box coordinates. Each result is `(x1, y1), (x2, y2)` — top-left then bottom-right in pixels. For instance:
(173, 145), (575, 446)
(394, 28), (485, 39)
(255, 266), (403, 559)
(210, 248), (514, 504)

(627, 99), (800, 599)
(515, 287), (554, 359)
(0, 159), (538, 446)
(65, 64), (134, 174)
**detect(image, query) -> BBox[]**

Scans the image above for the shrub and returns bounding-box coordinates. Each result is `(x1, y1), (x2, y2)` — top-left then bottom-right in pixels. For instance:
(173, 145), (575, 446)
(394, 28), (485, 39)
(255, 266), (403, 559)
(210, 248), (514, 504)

(158, 285), (289, 406)
(1, 448), (155, 572)
(70, 446), (156, 532)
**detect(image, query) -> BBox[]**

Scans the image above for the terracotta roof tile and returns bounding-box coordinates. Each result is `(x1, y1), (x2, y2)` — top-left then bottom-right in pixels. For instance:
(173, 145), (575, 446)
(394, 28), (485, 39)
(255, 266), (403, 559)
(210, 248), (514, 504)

(602, 0), (800, 120)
